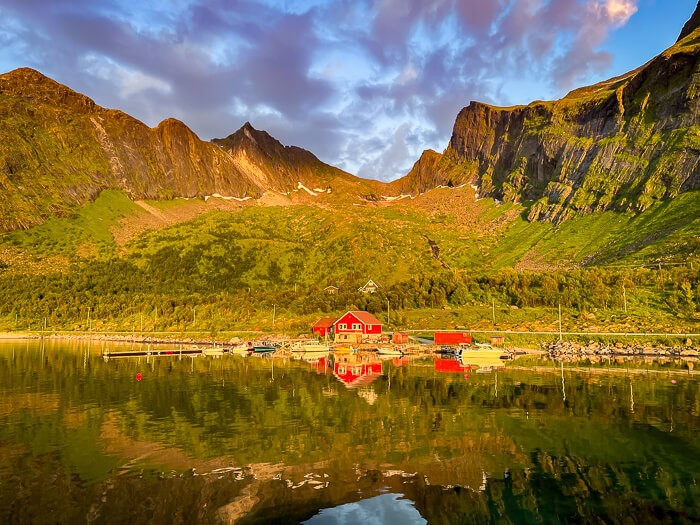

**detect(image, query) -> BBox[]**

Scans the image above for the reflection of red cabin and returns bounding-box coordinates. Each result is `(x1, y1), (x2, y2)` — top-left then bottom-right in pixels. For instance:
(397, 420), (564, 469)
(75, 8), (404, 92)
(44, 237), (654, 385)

(434, 331), (472, 345)
(333, 361), (383, 388)
(435, 358), (472, 374)
(312, 317), (336, 338)
(333, 311), (383, 343)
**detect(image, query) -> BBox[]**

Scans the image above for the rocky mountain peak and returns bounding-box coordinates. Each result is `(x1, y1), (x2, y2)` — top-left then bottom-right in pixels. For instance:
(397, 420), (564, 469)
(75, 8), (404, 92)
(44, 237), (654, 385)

(678, 1), (700, 41)
(0, 67), (97, 111)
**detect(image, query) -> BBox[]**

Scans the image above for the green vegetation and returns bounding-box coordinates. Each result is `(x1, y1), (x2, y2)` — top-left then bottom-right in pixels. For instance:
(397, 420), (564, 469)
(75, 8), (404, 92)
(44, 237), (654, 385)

(3, 190), (140, 258)
(0, 191), (697, 337)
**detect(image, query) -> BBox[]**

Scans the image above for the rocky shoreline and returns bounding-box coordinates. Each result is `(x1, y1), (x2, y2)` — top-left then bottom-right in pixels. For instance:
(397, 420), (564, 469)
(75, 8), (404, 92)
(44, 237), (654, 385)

(543, 341), (699, 361)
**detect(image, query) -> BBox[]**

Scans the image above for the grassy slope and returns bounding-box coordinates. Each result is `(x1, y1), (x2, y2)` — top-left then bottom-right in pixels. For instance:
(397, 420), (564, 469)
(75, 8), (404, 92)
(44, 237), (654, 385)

(2, 190), (141, 259)
(0, 188), (697, 337)
(1, 190), (698, 277)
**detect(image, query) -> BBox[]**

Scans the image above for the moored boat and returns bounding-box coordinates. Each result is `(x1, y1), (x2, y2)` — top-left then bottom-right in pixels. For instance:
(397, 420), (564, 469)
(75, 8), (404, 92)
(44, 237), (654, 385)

(376, 346), (404, 357)
(332, 345), (355, 355)
(251, 345), (276, 355)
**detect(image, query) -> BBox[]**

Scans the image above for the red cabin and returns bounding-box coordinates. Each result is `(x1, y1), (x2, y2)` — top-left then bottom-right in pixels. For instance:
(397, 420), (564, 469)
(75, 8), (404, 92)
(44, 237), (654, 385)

(392, 332), (409, 344)
(434, 331), (472, 345)
(333, 311), (383, 343)
(312, 317), (336, 338)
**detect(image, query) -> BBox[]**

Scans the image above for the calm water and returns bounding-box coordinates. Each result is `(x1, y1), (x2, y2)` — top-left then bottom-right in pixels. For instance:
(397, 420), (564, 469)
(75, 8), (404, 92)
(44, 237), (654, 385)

(0, 340), (698, 524)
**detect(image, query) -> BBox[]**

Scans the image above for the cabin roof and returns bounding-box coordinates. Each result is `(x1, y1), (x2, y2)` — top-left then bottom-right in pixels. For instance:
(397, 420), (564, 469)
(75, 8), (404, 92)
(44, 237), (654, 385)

(313, 317), (337, 329)
(335, 310), (382, 326)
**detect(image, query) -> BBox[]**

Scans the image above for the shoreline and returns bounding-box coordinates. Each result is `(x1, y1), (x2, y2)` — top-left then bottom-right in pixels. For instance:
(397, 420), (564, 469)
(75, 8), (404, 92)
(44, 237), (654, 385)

(1, 331), (698, 358)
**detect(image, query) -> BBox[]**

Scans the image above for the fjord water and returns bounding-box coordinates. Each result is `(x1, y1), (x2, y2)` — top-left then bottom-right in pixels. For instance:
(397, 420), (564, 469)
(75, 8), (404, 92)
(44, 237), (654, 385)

(0, 340), (698, 524)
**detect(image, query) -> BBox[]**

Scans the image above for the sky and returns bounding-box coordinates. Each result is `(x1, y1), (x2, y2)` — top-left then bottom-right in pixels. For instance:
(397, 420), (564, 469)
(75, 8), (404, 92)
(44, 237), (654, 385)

(0, 0), (696, 181)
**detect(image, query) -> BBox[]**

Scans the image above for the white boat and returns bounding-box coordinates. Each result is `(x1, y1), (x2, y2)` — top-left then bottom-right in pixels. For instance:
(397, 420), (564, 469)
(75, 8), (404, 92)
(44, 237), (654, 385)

(376, 346), (404, 357)
(291, 342), (331, 354)
(303, 343), (331, 353)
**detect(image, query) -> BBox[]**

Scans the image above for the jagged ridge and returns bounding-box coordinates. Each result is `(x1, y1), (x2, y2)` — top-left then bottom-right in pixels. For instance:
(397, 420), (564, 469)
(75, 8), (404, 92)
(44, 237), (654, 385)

(402, 4), (700, 222)
(0, 68), (375, 232)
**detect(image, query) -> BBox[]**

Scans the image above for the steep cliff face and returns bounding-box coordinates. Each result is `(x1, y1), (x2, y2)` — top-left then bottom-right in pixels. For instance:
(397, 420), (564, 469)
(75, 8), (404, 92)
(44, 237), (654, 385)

(0, 68), (366, 232)
(432, 10), (700, 222)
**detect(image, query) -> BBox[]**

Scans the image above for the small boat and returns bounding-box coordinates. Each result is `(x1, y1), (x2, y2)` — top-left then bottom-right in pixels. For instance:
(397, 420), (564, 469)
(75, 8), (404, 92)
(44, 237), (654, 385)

(376, 346), (404, 357)
(437, 345), (461, 356)
(251, 345), (276, 354)
(290, 342), (330, 354)
(302, 343), (331, 354)
(332, 345), (355, 355)
(228, 343), (251, 356)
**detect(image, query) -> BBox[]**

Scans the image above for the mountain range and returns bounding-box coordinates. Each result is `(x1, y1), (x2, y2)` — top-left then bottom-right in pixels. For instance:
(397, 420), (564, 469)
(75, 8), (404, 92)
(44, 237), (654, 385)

(0, 3), (699, 273)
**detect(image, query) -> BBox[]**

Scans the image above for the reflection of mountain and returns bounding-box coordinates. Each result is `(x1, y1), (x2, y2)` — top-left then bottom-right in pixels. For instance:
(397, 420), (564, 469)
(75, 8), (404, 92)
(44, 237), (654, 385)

(1, 341), (699, 524)
(332, 358), (383, 388)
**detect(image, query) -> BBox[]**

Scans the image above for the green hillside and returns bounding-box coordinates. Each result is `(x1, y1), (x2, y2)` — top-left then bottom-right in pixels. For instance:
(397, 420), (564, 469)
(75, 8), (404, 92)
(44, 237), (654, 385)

(0, 191), (697, 335)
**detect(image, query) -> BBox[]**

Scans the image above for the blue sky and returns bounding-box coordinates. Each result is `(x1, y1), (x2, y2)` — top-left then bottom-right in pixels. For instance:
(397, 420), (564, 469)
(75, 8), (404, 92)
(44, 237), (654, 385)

(0, 0), (696, 181)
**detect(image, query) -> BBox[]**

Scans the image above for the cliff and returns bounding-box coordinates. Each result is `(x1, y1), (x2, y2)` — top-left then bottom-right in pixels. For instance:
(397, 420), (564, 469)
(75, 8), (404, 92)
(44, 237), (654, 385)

(409, 5), (700, 222)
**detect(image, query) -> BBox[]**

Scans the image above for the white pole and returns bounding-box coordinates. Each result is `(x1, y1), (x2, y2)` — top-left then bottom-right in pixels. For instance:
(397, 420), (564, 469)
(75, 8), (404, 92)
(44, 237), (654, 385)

(492, 299), (495, 324)
(272, 304), (276, 326)
(387, 299), (390, 323)
(623, 285), (627, 314)
(558, 303), (562, 341)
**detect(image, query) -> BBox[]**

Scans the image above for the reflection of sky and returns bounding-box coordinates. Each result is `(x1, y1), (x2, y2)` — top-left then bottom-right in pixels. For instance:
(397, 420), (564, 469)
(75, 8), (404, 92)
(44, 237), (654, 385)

(0, 1), (696, 181)
(304, 493), (427, 525)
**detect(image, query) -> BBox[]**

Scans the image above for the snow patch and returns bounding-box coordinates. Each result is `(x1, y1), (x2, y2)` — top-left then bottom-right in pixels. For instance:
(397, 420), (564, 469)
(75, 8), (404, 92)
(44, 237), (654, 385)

(382, 194), (414, 201)
(470, 184), (481, 200)
(434, 183), (467, 190)
(297, 182), (317, 196)
(204, 194), (252, 202)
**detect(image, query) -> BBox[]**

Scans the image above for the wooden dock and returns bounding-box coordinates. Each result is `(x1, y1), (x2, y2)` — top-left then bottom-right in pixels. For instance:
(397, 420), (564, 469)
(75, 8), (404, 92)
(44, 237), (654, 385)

(102, 346), (222, 359)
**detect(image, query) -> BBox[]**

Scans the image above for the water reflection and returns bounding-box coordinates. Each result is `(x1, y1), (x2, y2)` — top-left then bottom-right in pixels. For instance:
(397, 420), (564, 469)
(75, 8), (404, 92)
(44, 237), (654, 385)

(304, 493), (426, 524)
(0, 339), (698, 524)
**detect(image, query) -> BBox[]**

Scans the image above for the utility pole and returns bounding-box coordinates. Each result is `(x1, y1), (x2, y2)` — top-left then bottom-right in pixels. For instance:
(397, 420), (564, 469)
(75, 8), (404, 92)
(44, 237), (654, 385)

(558, 303), (562, 341)
(272, 304), (276, 326)
(387, 299), (390, 324)
(87, 307), (91, 331)
(193, 307), (196, 327)
(492, 299), (495, 324)
(622, 285), (627, 314)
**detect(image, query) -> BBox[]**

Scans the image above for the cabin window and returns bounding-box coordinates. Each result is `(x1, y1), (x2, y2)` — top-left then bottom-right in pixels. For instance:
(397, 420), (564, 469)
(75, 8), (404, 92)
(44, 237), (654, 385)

(352, 323), (361, 330)
(338, 323), (347, 330)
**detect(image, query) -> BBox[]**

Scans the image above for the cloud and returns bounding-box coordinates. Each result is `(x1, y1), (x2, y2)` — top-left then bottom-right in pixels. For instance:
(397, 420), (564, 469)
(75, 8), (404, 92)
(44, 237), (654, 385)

(0, 0), (644, 181)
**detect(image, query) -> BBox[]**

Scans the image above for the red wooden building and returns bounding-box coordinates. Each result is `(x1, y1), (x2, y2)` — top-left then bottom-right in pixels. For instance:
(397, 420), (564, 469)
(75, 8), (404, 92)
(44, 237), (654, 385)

(434, 331), (472, 345)
(312, 317), (336, 338)
(333, 311), (383, 343)
(392, 332), (409, 344)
